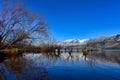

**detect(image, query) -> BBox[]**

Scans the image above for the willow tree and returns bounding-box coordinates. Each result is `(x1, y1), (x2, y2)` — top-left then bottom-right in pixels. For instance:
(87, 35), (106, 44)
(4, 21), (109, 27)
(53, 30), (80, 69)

(0, 0), (48, 49)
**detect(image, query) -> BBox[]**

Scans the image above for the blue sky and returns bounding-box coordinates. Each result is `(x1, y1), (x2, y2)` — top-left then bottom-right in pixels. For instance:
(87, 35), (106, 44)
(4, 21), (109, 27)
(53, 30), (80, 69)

(22, 0), (120, 40)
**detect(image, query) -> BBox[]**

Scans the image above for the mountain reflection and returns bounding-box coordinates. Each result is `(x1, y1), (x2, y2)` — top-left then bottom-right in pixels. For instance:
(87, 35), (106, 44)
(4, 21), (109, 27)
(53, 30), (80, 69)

(0, 50), (120, 80)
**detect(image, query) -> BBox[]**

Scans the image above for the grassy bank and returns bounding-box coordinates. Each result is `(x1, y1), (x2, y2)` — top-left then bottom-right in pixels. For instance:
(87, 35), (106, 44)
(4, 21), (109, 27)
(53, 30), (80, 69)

(0, 48), (19, 56)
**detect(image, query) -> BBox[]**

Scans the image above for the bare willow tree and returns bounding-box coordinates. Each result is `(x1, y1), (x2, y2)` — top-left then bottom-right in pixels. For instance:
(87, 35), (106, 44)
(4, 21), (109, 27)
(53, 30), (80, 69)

(0, 0), (48, 49)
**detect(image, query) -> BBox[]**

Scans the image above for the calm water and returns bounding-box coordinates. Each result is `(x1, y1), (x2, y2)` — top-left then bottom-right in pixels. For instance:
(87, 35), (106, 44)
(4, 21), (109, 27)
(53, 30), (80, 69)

(0, 50), (120, 80)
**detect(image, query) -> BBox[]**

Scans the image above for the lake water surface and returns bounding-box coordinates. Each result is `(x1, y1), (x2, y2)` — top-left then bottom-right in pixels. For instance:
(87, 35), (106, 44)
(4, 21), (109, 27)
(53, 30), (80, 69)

(0, 50), (120, 80)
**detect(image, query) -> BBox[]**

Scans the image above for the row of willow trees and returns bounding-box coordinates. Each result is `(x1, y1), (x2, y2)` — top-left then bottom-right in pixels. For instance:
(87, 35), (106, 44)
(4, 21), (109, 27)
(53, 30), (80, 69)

(0, 0), (55, 51)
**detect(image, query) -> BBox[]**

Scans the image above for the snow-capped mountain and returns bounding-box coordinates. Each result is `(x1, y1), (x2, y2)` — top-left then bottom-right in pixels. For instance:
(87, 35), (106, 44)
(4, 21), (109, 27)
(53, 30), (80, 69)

(58, 38), (88, 46)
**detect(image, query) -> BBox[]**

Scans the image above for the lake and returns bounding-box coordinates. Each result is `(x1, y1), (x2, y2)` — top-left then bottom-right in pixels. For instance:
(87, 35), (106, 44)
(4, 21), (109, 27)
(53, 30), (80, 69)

(0, 50), (120, 80)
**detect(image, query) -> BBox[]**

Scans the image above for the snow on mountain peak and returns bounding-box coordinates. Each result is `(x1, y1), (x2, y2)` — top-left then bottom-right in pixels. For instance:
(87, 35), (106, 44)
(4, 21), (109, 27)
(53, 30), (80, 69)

(58, 38), (88, 46)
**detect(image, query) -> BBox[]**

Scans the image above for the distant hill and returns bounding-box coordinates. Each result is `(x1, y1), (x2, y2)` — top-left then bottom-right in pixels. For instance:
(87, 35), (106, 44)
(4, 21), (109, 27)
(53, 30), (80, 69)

(86, 34), (120, 49)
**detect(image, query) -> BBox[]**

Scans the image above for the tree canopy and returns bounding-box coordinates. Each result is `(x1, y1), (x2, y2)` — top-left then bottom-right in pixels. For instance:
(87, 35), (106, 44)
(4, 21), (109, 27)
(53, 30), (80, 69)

(0, 0), (48, 49)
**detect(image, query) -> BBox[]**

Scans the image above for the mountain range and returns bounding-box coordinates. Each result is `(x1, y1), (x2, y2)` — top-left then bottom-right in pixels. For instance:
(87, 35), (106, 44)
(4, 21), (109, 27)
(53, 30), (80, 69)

(57, 34), (120, 48)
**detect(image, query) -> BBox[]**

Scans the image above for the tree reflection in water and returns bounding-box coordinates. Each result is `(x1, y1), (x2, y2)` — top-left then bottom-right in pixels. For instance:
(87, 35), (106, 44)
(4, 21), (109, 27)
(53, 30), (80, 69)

(82, 50), (96, 68)
(0, 55), (49, 80)
(67, 50), (74, 60)
(0, 50), (120, 80)
(82, 49), (88, 61)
